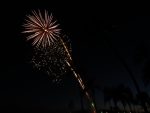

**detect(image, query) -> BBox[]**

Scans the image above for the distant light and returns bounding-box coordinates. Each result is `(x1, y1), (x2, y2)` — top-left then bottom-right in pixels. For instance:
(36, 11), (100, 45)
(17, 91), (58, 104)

(101, 111), (103, 113)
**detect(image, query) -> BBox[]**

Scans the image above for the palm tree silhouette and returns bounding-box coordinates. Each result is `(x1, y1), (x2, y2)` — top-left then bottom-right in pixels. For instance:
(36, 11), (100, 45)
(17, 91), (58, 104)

(117, 84), (135, 112)
(103, 86), (120, 112)
(134, 41), (150, 112)
(103, 84), (136, 112)
(103, 87), (113, 110)
(134, 41), (150, 86)
(104, 33), (149, 112)
(136, 91), (150, 108)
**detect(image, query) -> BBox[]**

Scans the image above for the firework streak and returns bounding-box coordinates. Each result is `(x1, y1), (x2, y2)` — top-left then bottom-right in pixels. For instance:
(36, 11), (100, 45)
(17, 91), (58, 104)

(60, 38), (96, 113)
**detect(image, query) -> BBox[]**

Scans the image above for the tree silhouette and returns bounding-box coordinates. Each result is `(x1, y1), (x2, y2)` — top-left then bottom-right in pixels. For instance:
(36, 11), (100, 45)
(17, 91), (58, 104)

(104, 33), (149, 112)
(134, 41), (150, 86)
(136, 91), (150, 108)
(103, 84), (137, 112)
(103, 86), (120, 112)
(118, 84), (135, 112)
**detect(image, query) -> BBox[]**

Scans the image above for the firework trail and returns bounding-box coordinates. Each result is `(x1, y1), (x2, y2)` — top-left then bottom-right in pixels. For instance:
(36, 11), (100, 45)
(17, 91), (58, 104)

(60, 38), (96, 113)
(23, 10), (96, 113)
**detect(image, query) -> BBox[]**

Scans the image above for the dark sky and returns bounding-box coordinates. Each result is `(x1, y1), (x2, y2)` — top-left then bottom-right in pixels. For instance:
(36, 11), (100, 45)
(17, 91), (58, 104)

(1, 1), (150, 112)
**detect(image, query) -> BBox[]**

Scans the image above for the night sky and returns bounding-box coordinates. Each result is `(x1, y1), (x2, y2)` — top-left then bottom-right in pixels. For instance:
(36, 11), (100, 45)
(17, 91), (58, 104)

(0, 1), (150, 113)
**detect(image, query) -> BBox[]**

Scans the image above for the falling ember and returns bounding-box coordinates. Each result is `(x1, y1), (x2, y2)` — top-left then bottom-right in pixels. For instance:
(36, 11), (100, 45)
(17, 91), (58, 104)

(31, 39), (71, 83)
(22, 10), (97, 113)
(23, 10), (61, 47)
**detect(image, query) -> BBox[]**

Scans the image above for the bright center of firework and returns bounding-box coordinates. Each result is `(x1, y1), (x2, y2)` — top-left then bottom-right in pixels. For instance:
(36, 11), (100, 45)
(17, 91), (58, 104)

(43, 28), (48, 32)
(23, 10), (61, 47)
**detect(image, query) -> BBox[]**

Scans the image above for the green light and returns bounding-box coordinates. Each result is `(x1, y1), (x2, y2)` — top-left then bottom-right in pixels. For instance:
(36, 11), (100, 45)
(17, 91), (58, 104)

(91, 102), (95, 107)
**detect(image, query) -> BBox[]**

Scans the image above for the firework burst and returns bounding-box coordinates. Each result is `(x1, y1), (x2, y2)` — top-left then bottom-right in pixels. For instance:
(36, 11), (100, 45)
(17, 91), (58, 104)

(23, 10), (61, 47)
(22, 10), (97, 113)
